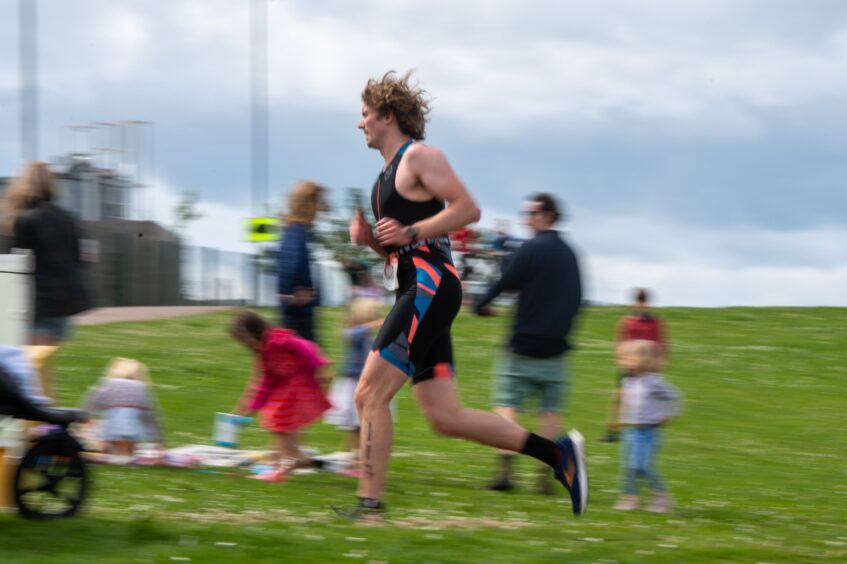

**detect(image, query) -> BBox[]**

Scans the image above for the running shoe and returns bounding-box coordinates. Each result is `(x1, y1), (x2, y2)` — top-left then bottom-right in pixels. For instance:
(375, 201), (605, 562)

(554, 430), (588, 516)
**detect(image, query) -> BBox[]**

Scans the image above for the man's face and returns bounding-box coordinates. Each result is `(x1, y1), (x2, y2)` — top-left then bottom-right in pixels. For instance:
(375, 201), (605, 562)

(522, 201), (547, 234)
(358, 103), (387, 149)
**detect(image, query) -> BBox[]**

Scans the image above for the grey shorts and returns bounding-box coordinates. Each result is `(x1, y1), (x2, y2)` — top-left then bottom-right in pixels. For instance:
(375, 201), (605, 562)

(491, 351), (571, 413)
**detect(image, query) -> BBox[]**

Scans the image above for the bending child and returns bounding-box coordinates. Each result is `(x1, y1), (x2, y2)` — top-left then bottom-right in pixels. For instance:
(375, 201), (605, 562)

(231, 310), (331, 482)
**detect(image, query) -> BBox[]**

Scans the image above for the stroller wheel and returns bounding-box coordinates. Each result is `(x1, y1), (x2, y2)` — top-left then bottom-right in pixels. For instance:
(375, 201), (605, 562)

(13, 438), (88, 520)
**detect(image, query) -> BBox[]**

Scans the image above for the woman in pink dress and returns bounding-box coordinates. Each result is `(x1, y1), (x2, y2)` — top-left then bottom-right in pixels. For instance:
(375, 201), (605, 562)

(231, 311), (331, 481)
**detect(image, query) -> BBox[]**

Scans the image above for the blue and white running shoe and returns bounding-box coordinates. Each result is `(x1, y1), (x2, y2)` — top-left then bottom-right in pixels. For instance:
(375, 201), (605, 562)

(554, 430), (588, 516)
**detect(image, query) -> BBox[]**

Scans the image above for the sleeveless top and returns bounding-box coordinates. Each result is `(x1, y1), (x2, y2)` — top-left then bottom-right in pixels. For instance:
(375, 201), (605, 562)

(370, 141), (445, 254)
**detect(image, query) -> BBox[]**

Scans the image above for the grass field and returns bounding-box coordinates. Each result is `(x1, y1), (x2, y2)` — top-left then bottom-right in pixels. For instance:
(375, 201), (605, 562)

(1, 306), (845, 563)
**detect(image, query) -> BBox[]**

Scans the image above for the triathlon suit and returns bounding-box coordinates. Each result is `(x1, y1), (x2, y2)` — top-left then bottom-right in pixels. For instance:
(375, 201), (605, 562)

(370, 141), (463, 384)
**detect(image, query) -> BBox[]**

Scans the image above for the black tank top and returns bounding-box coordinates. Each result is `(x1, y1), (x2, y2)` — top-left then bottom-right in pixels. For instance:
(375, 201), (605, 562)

(371, 141), (445, 253)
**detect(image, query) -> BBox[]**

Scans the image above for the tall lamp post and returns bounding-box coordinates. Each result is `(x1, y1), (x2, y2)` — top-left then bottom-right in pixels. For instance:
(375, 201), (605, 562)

(20, 0), (38, 161)
(250, 0), (271, 306)
(251, 0), (269, 218)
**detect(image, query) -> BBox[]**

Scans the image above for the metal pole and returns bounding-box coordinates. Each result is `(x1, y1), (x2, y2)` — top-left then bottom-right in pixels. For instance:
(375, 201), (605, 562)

(251, 0), (269, 217)
(19, 0), (38, 161)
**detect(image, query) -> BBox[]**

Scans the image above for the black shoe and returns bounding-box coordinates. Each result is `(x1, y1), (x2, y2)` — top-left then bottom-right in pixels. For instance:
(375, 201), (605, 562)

(485, 477), (515, 491)
(332, 498), (385, 521)
(600, 430), (620, 443)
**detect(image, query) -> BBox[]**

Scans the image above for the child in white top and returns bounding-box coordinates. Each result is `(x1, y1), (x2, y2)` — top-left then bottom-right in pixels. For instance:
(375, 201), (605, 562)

(614, 340), (681, 513)
(82, 358), (164, 462)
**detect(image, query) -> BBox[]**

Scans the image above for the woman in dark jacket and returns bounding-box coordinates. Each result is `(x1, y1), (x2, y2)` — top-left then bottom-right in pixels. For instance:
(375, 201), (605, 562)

(1, 161), (91, 345)
(277, 181), (326, 342)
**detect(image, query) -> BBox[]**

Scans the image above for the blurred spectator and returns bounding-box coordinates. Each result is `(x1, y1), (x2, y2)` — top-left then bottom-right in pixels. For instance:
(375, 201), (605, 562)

(449, 225), (477, 279)
(81, 357), (165, 464)
(0, 161), (92, 346)
(612, 340), (681, 513)
(490, 219), (522, 274)
(341, 258), (383, 300)
(325, 298), (383, 465)
(475, 193), (583, 494)
(450, 225), (475, 254)
(277, 181), (327, 342)
(353, 269), (383, 300)
(603, 288), (669, 443)
(0, 345), (51, 406)
(231, 311), (331, 481)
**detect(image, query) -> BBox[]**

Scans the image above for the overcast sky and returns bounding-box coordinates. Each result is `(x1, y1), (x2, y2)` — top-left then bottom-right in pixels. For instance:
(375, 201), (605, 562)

(1, 0), (845, 306)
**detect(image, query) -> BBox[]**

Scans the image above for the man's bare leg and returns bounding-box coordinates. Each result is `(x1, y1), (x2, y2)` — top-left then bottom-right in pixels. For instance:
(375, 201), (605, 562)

(414, 378), (587, 515)
(347, 363), (587, 516)
(353, 354), (407, 501)
(414, 378), (528, 450)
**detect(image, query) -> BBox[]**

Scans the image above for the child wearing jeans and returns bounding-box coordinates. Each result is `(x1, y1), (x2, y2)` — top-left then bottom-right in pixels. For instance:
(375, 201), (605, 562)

(614, 339), (681, 513)
(231, 310), (331, 481)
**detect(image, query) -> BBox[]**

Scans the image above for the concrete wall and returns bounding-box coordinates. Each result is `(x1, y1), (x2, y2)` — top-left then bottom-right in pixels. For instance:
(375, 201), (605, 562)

(0, 253), (33, 346)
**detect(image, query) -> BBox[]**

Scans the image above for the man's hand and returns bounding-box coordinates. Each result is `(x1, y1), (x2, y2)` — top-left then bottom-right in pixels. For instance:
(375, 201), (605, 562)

(292, 287), (314, 306)
(278, 287), (315, 306)
(475, 305), (496, 317)
(376, 217), (414, 247)
(350, 209), (374, 246)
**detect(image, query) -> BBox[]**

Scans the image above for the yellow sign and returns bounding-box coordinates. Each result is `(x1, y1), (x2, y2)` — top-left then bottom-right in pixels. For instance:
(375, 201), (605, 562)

(245, 217), (281, 242)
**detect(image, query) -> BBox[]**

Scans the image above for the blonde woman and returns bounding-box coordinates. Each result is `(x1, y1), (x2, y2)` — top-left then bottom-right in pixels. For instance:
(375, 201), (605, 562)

(1, 161), (91, 344)
(277, 180), (327, 342)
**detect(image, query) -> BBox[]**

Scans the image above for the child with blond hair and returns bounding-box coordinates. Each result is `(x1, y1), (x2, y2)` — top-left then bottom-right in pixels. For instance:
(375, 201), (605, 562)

(614, 339), (681, 513)
(82, 358), (164, 462)
(325, 298), (383, 457)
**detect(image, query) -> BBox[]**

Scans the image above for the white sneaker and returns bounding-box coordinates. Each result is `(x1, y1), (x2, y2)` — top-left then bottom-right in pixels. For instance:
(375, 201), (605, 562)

(646, 492), (672, 513)
(613, 495), (639, 511)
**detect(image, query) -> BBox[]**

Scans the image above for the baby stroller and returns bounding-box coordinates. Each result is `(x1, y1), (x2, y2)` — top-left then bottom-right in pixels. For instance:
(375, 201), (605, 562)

(0, 366), (88, 519)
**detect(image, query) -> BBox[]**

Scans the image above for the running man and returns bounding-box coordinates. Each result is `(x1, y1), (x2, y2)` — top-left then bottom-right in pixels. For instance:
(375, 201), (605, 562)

(345, 71), (587, 518)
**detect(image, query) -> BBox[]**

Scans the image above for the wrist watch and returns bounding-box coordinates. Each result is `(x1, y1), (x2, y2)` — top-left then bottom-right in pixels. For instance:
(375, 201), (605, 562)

(405, 225), (419, 242)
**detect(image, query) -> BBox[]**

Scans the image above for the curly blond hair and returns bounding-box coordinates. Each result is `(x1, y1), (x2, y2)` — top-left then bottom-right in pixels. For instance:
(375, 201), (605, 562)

(361, 70), (431, 140)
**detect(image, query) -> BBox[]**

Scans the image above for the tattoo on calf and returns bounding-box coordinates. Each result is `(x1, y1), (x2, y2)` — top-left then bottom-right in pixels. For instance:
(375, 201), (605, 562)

(364, 422), (374, 480)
